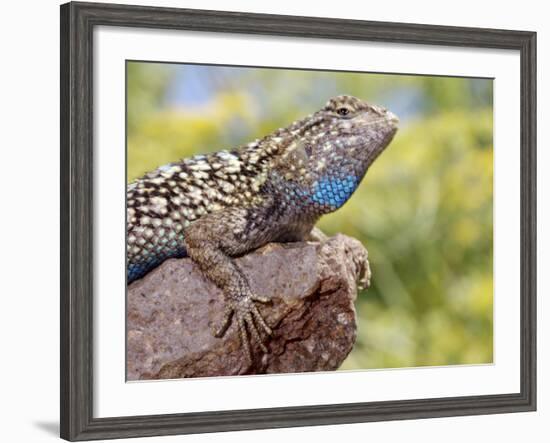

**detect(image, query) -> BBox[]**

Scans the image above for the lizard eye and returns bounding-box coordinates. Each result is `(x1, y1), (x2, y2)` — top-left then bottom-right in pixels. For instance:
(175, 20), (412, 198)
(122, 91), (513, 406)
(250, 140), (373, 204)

(336, 107), (351, 117)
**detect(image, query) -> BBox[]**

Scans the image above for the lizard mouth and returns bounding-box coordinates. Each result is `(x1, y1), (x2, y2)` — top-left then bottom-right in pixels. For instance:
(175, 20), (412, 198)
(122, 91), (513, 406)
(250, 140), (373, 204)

(354, 112), (399, 165)
(353, 113), (400, 133)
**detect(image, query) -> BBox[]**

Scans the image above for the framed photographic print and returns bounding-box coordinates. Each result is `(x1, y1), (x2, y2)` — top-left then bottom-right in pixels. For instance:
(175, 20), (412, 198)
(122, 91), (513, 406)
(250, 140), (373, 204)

(60, 1), (536, 440)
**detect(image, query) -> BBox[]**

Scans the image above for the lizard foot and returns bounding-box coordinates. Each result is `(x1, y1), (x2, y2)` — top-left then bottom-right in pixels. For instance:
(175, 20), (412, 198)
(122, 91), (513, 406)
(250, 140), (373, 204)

(214, 295), (272, 362)
(357, 253), (371, 291)
(348, 241), (371, 291)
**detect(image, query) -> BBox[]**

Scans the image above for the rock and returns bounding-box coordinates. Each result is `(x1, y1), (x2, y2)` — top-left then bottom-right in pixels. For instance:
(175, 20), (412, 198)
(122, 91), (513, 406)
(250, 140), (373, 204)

(127, 234), (370, 380)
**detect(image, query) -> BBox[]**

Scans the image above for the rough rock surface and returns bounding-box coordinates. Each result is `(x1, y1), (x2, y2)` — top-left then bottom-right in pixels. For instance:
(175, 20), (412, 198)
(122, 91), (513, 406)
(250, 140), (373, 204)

(127, 234), (370, 380)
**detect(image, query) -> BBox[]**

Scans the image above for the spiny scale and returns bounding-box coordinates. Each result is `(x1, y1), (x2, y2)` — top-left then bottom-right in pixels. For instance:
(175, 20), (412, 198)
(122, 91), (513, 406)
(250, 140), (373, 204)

(127, 148), (271, 282)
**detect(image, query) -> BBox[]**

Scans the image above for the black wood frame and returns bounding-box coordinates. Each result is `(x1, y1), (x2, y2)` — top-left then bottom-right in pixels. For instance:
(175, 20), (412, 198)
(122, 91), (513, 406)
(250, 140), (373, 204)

(60, 2), (537, 440)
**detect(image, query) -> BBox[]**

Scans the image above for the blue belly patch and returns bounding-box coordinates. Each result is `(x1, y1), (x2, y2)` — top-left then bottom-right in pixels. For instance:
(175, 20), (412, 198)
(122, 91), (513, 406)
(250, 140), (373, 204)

(127, 245), (187, 284)
(128, 262), (153, 283)
(311, 175), (358, 209)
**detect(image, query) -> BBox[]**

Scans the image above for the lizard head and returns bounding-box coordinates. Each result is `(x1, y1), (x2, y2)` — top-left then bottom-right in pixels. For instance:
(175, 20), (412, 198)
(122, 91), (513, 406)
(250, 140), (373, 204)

(275, 95), (398, 213)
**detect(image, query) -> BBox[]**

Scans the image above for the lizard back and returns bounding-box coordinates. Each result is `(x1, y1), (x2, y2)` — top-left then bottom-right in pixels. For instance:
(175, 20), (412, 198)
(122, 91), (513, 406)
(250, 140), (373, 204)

(127, 148), (271, 282)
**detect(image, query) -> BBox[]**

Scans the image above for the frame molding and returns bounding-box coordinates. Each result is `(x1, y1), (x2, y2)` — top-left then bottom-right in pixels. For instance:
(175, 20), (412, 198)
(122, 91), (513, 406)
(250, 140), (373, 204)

(60, 1), (536, 440)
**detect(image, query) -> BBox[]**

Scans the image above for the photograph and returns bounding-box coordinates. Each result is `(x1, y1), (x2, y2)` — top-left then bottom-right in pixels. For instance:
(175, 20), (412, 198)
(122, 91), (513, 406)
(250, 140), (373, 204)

(125, 61), (494, 380)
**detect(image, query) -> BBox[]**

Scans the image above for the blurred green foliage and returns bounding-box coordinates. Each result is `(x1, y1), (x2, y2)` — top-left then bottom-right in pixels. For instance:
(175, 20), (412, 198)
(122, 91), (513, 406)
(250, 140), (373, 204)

(127, 61), (493, 370)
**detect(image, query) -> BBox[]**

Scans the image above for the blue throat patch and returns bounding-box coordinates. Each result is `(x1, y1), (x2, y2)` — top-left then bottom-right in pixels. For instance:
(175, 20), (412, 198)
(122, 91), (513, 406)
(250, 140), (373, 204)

(311, 175), (358, 209)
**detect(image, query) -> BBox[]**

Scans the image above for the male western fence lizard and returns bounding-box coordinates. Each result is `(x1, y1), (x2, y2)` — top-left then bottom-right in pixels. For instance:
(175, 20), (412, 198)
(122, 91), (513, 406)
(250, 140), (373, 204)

(127, 95), (399, 362)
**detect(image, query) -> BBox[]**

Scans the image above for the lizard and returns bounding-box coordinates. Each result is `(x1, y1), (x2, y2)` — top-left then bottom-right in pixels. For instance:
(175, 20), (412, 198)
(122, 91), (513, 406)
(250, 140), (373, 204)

(127, 95), (399, 362)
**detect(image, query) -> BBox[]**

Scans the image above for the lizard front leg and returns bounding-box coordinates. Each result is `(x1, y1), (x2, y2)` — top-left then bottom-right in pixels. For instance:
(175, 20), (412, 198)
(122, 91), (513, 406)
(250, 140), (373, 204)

(306, 226), (329, 242)
(183, 207), (273, 363)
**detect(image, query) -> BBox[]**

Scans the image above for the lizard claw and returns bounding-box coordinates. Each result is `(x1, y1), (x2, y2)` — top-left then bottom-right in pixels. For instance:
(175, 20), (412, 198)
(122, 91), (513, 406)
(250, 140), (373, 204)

(250, 294), (270, 304)
(358, 258), (371, 290)
(214, 295), (272, 362)
(355, 246), (371, 291)
(213, 306), (234, 338)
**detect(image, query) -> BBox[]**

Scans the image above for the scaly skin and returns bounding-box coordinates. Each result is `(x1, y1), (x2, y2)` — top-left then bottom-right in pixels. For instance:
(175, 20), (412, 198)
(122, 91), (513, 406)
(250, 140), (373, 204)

(127, 95), (399, 362)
